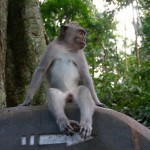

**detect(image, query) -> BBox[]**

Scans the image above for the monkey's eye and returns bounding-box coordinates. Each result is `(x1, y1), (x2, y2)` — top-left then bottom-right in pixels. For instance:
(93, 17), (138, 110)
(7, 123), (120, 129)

(79, 31), (82, 34)
(79, 30), (85, 36)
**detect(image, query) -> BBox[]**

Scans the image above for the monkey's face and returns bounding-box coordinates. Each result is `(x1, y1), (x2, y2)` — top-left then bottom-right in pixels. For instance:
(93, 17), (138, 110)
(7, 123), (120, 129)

(67, 26), (86, 50)
(74, 28), (86, 50)
(59, 24), (87, 50)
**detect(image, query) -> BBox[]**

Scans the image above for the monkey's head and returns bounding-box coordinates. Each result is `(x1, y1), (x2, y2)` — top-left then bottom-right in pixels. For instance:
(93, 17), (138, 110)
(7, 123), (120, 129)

(58, 22), (87, 50)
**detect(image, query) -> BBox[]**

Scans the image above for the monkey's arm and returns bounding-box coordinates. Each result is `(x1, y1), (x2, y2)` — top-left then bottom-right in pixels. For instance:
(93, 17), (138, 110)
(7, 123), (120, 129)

(78, 51), (106, 107)
(82, 73), (106, 107)
(21, 48), (54, 106)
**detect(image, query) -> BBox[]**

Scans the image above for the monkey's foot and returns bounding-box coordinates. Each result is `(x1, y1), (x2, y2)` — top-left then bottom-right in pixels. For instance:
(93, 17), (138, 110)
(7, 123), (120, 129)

(70, 121), (80, 132)
(79, 120), (92, 139)
(57, 118), (80, 136)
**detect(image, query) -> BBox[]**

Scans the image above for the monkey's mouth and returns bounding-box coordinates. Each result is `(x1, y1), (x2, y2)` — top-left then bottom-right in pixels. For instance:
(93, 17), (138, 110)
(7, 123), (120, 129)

(79, 42), (86, 46)
(76, 38), (86, 46)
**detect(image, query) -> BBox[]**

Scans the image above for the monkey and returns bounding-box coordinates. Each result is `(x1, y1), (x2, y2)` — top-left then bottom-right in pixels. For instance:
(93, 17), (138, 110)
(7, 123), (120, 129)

(21, 22), (106, 139)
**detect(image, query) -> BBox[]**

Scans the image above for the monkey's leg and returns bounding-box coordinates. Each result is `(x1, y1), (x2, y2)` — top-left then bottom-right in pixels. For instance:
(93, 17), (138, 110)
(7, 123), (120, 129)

(48, 88), (79, 135)
(74, 86), (95, 139)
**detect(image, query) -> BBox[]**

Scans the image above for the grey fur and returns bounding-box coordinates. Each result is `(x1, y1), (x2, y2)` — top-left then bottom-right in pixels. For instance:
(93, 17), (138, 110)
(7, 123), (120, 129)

(21, 23), (106, 138)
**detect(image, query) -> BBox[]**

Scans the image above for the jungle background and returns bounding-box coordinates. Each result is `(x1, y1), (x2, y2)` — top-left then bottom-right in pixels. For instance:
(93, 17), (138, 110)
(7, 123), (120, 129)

(0, 0), (149, 127)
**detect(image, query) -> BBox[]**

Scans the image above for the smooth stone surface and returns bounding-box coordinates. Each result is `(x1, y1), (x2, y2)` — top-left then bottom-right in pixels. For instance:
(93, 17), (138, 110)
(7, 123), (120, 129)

(0, 104), (150, 150)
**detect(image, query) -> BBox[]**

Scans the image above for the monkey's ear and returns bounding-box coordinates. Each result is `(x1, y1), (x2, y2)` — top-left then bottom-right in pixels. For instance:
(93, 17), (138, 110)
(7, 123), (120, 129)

(59, 25), (68, 39)
(60, 25), (68, 31)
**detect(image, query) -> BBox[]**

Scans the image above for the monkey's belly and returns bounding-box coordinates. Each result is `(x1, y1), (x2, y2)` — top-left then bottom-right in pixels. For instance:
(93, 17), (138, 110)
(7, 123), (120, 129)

(49, 59), (80, 91)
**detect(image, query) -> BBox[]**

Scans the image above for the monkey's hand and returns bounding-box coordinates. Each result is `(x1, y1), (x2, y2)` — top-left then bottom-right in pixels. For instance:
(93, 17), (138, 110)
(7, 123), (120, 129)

(19, 101), (30, 106)
(19, 95), (32, 106)
(57, 118), (80, 136)
(96, 101), (107, 108)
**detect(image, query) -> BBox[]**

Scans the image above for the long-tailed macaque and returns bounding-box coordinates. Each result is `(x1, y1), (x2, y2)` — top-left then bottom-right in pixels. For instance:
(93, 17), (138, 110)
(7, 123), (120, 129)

(21, 22), (106, 139)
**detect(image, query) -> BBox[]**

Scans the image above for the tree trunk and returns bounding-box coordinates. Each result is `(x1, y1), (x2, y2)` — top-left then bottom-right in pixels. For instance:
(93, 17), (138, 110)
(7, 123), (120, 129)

(124, 24), (129, 77)
(131, 0), (140, 70)
(0, 0), (8, 108)
(22, 0), (47, 106)
(6, 0), (46, 107)
(101, 41), (107, 73)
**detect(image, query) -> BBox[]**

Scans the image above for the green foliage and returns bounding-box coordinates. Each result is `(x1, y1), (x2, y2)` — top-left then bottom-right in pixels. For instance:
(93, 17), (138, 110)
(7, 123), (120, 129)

(113, 60), (150, 126)
(140, 0), (150, 59)
(105, 0), (132, 8)
(40, 0), (94, 38)
(40, 0), (150, 127)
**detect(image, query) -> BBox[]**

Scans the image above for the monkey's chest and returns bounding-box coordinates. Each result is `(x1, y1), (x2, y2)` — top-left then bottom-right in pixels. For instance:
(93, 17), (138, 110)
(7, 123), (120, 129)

(48, 57), (80, 91)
